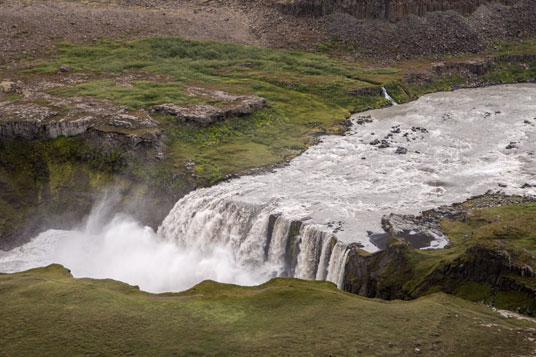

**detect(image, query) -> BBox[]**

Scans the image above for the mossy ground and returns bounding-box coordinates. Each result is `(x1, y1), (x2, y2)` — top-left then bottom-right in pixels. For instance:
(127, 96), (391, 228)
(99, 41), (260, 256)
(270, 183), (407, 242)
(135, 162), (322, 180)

(402, 204), (536, 313)
(1, 264), (535, 356)
(22, 37), (400, 183)
(0, 137), (123, 239)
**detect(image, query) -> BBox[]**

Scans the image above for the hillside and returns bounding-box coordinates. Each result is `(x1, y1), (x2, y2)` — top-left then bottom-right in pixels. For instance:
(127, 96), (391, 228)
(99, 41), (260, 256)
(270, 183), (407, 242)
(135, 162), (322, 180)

(1, 264), (535, 356)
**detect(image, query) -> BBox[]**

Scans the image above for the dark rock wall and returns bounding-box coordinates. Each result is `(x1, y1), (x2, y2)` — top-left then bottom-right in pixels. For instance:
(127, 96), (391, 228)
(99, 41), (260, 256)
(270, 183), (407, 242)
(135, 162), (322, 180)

(276, 0), (519, 20)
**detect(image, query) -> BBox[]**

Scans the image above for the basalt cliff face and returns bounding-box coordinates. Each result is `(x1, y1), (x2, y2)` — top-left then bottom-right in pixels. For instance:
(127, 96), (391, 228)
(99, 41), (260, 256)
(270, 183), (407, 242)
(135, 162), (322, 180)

(275, 0), (519, 20)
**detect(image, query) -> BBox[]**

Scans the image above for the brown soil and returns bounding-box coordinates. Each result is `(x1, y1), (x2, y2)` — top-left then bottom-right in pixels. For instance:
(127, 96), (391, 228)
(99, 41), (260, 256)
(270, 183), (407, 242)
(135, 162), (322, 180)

(0, 0), (322, 66)
(2, 0), (535, 66)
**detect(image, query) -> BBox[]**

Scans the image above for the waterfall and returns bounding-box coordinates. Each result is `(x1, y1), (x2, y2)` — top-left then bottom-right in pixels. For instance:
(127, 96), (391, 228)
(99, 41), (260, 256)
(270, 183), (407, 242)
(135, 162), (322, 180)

(381, 87), (398, 106)
(158, 190), (349, 287)
(326, 242), (349, 289)
(3, 84), (534, 293)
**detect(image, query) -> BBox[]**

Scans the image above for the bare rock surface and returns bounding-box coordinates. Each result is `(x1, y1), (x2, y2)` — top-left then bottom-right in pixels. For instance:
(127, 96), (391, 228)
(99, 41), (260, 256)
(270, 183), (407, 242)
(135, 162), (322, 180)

(152, 89), (267, 127)
(0, 78), (161, 145)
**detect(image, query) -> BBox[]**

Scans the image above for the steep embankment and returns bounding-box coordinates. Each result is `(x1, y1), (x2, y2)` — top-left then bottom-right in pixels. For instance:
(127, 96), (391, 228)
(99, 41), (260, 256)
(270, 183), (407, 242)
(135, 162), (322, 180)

(1, 264), (535, 356)
(343, 196), (536, 315)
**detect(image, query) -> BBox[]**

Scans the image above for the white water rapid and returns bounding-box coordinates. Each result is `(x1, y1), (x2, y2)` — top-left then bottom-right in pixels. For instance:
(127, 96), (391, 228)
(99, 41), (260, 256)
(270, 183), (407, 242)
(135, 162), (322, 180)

(1, 84), (535, 293)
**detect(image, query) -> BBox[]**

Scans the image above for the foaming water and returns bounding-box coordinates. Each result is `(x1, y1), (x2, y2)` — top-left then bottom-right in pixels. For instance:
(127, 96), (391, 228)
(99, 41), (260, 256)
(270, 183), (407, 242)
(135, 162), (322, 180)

(1, 84), (535, 293)
(0, 213), (269, 293)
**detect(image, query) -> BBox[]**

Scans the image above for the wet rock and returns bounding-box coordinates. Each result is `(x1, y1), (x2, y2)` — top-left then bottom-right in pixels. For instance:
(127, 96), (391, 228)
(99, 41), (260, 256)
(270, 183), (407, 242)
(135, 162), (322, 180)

(378, 140), (390, 149)
(369, 139), (380, 145)
(506, 142), (517, 149)
(354, 115), (373, 125)
(395, 147), (408, 155)
(411, 126), (428, 133)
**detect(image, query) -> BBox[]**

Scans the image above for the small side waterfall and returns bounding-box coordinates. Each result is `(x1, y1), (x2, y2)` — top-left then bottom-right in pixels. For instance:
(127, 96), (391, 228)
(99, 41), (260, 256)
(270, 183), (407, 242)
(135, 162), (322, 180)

(381, 87), (398, 106)
(158, 190), (349, 287)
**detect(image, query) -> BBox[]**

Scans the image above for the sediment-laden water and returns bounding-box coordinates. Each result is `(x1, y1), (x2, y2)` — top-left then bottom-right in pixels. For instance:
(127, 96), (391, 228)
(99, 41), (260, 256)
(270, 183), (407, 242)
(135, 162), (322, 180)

(1, 84), (535, 293)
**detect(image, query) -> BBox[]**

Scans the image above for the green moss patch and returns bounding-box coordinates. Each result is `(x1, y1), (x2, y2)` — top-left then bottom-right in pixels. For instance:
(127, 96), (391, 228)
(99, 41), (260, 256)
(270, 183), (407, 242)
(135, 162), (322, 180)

(23, 37), (399, 183)
(1, 265), (535, 356)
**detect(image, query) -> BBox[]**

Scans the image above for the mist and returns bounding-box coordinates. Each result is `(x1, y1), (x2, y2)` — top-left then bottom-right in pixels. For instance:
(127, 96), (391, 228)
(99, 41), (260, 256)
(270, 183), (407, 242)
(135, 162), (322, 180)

(0, 195), (272, 293)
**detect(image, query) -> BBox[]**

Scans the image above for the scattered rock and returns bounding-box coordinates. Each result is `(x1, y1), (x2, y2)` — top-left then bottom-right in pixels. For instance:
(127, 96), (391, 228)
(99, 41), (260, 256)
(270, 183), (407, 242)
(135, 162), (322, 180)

(370, 139), (380, 145)
(395, 147), (408, 155)
(58, 64), (73, 73)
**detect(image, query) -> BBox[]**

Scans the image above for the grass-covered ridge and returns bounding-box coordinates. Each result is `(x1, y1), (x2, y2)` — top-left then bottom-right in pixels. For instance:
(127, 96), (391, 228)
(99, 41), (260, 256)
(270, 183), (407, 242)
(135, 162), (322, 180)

(27, 37), (397, 183)
(1, 264), (535, 356)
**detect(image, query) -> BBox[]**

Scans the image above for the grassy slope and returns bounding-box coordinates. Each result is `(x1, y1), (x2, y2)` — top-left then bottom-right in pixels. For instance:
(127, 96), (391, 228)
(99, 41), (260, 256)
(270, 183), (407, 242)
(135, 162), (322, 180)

(1, 264), (535, 356)
(26, 37), (397, 183)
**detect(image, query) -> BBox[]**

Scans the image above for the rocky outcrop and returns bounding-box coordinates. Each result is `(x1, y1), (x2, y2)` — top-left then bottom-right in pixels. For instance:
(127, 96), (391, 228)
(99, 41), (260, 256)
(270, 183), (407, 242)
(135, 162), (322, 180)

(344, 239), (536, 308)
(0, 104), (159, 142)
(152, 91), (267, 127)
(343, 239), (413, 299)
(343, 195), (536, 314)
(0, 82), (162, 148)
(275, 0), (519, 20)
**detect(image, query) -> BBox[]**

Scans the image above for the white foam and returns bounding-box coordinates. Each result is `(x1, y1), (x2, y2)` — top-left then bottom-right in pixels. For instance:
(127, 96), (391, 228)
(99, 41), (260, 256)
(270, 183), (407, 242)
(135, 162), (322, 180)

(1, 84), (535, 292)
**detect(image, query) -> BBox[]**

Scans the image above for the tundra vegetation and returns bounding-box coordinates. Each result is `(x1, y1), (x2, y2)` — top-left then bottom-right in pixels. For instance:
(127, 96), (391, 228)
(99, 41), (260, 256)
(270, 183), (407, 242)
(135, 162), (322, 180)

(0, 265), (535, 356)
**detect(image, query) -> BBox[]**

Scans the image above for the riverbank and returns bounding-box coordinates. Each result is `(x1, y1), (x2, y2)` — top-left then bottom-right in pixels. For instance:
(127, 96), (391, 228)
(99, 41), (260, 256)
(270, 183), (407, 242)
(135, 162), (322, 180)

(1, 36), (535, 249)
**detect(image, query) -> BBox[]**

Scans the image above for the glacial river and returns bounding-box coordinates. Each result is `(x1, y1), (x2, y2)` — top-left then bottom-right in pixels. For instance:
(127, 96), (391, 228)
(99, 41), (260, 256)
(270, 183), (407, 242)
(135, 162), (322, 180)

(1, 84), (535, 292)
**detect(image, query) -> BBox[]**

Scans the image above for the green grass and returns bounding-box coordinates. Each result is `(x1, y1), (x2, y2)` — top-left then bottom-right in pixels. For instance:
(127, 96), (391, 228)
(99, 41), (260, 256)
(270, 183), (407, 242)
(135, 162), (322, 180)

(1, 264), (535, 356)
(486, 38), (536, 56)
(481, 61), (536, 84)
(400, 204), (536, 311)
(25, 37), (397, 183)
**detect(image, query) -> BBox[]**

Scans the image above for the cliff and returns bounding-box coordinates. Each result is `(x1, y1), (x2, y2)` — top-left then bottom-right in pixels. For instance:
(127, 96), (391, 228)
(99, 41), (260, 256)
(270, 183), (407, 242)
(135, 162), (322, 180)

(275, 0), (519, 20)
(342, 197), (536, 315)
